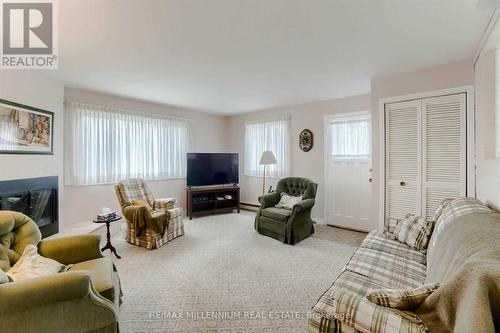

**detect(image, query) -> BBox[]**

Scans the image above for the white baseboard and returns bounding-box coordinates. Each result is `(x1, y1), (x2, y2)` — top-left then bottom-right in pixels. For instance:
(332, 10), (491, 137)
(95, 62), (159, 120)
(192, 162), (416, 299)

(48, 219), (121, 246)
(313, 217), (326, 225)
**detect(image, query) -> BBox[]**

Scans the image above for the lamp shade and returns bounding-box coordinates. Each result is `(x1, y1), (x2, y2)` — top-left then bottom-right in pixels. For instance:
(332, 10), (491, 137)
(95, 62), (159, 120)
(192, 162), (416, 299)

(259, 151), (277, 165)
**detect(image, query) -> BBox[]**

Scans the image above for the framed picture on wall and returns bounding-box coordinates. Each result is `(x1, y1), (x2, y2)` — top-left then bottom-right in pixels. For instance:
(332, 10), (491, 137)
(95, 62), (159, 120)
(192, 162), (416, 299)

(0, 99), (54, 155)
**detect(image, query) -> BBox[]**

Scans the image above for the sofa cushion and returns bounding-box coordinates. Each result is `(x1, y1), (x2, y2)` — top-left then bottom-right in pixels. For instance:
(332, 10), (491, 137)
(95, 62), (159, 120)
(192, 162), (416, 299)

(392, 215), (434, 253)
(361, 231), (427, 265)
(261, 207), (292, 222)
(366, 283), (440, 310)
(69, 258), (116, 302)
(309, 270), (427, 333)
(345, 247), (426, 289)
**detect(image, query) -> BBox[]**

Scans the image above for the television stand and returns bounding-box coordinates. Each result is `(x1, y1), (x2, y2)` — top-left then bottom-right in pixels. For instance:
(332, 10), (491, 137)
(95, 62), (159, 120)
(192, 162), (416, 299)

(186, 185), (240, 220)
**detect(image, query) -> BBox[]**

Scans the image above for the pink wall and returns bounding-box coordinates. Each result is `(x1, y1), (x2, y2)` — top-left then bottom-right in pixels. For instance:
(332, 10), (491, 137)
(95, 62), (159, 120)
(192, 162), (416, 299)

(0, 71), (65, 225)
(62, 88), (228, 226)
(225, 94), (372, 224)
(474, 50), (500, 210)
(2, 57), (490, 231)
(370, 59), (475, 228)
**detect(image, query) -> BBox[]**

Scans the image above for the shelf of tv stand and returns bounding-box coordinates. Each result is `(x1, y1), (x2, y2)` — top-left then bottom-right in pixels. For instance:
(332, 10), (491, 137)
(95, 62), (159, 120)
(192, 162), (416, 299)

(185, 185), (240, 220)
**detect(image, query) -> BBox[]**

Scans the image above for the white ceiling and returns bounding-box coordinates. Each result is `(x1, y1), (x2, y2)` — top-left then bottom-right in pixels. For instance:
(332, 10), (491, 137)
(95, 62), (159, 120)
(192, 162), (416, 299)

(50, 0), (492, 115)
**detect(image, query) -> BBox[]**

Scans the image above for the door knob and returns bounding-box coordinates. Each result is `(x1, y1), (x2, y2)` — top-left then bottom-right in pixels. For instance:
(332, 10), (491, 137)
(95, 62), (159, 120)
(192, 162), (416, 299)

(369, 178), (373, 183)
(400, 181), (406, 186)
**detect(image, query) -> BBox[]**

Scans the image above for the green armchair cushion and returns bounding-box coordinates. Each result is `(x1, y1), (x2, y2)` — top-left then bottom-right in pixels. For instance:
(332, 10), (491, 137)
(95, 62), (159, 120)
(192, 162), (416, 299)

(69, 258), (116, 304)
(258, 192), (281, 209)
(0, 270), (118, 333)
(38, 234), (103, 265)
(261, 207), (292, 222)
(293, 198), (315, 213)
(0, 271), (93, 314)
(276, 177), (316, 199)
(0, 211), (41, 271)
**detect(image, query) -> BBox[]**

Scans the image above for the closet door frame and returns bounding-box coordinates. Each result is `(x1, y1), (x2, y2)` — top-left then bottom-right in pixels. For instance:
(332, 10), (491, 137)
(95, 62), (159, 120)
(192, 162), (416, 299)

(378, 85), (475, 230)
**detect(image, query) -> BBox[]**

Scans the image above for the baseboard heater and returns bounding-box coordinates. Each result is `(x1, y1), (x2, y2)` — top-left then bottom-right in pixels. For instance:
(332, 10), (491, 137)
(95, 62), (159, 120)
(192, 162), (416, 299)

(240, 202), (259, 211)
(327, 224), (368, 234)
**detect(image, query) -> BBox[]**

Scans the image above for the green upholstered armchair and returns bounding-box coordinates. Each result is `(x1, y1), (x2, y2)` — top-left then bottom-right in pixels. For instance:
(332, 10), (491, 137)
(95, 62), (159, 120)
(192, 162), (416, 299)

(254, 177), (318, 244)
(0, 211), (121, 333)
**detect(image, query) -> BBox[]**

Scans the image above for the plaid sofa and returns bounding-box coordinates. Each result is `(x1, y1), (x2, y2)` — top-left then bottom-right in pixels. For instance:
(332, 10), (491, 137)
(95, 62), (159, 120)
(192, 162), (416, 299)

(308, 231), (428, 333)
(115, 178), (184, 249)
(308, 197), (494, 333)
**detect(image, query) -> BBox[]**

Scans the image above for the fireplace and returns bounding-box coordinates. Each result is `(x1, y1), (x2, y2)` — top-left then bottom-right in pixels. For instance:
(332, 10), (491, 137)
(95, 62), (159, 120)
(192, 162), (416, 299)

(0, 176), (58, 238)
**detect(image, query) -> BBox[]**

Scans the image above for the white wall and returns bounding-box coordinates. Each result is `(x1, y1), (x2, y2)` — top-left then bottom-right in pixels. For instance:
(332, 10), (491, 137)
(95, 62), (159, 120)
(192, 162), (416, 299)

(62, 88), (227, 226)
(370, 59), (475, 228)
(0, 71), (65, 224)
(474, 50), (500, 210)
(225, 94), (371, 223)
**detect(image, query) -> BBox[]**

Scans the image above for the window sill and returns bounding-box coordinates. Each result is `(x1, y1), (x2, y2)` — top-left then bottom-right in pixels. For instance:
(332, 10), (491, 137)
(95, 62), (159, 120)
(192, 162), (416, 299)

(243, 174), (284, 179)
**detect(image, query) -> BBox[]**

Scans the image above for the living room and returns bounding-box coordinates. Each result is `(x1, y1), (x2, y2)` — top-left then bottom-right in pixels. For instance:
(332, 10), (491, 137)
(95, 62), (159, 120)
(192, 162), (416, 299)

(0, 1), (499, 332)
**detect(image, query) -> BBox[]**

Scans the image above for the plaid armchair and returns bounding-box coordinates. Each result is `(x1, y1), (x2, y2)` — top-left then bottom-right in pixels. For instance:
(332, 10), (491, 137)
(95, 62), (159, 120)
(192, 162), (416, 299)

(115, 178), (184, 249)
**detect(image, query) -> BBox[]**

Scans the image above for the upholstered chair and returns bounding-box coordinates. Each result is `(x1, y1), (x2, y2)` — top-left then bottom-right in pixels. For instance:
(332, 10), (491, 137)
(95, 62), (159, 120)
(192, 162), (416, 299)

(255, 177), (318, 244)
(115, 178), (184, 250)
(0, 211), (121, 333)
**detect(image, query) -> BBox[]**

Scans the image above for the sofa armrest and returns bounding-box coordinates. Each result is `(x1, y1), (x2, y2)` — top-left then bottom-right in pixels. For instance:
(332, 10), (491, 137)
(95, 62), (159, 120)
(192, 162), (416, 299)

(293, 198), (315, 213)
(38, 234), (103, 265)
(0, 271), (92, 314)
(258, 192), (281, 209)
(153, 197), (176, 210)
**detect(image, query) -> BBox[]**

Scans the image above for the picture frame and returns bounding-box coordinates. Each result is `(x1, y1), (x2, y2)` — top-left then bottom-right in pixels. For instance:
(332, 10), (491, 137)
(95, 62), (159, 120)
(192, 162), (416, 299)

(0, 99), (54, 155)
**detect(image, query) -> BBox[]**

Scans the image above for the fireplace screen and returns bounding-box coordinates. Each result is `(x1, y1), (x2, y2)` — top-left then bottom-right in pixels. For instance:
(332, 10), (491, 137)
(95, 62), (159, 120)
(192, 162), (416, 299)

(0, 189), (54, 228)
(0, 176), (59, 238)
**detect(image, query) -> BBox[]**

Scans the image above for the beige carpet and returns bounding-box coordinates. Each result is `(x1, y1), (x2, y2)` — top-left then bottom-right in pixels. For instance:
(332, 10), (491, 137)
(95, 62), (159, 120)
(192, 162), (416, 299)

(110, 211), (365, 333)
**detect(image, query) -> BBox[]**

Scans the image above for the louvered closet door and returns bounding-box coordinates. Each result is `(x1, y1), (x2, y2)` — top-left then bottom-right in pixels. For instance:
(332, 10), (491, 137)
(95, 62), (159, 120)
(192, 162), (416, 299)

(385, 100), (421, 222)
(422, 94), (466, 219)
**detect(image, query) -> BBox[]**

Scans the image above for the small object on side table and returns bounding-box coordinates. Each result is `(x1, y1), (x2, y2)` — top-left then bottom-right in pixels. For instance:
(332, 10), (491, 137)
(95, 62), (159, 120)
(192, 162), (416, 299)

(92, 215), (122, 259)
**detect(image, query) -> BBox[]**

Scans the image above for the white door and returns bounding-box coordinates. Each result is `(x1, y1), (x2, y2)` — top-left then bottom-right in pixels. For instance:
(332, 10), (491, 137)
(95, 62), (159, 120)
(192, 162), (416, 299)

(385, 100), (421, 225)
(325, 112), (372, 231)
(384, 93), (467, 222)
(422, 94), (467, 219)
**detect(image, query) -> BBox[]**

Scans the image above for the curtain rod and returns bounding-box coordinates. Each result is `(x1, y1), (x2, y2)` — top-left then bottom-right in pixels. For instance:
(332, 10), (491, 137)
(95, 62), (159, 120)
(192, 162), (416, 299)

(64, 100), (193, 123)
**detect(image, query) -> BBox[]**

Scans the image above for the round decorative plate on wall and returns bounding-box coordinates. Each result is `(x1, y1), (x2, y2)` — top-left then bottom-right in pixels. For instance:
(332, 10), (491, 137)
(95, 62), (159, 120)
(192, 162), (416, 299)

(299, 129), (313, 152)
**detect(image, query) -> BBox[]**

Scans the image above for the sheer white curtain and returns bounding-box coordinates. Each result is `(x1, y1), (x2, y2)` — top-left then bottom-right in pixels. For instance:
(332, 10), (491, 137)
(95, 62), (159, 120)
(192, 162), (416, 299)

(244, 116), (290, 177)
(328, 115), (370, 158)
(64, 101), (192, 186)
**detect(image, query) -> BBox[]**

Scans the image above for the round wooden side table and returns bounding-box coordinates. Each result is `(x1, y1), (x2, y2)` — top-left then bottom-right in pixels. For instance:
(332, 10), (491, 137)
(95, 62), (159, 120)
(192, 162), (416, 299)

(92, 216), (122, 259)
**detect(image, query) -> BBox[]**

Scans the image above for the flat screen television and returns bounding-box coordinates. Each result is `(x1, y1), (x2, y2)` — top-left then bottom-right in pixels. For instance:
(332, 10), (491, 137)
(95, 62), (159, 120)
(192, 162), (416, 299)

(187, 153), (239, 187)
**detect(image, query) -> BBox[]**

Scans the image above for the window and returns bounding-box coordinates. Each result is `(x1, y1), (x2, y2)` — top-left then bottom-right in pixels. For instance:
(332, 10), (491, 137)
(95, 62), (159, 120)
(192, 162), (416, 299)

(64, 101), (191, 186)
(327, 114), (370, 158)
(244, 117), (290, 177)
